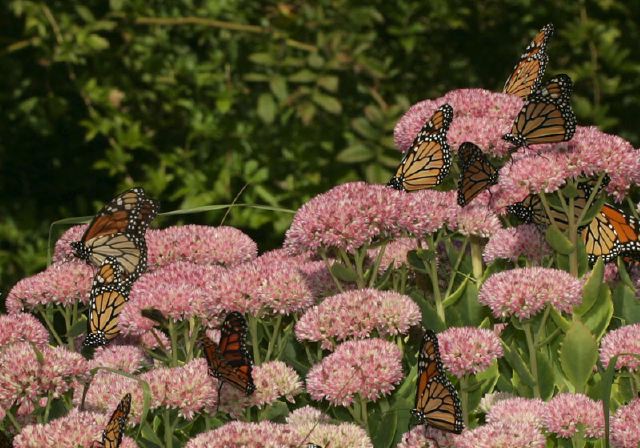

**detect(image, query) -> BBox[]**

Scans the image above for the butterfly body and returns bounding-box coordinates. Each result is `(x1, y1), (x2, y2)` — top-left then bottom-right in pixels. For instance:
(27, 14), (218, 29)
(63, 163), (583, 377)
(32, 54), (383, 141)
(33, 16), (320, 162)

(201, 312), (255, 395)
(413, 330), (463, 434)
(503, 24), (554, 98)
(388, 104), (453, 192)
(456, 142), (498, 207)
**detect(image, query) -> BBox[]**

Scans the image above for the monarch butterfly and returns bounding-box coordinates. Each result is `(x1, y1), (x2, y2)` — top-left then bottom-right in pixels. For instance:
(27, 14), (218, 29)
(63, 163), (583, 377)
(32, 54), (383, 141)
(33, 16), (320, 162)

(582, 203), (640, 264)
(71, 188), (159, 287)
(388, 104), (453, 192)
(503, 24), (554, 98)
(412, 330), (464, 434)
(84, 257), (129, 347)
(456, 142), (499, 207)
(96, 393), (131, 448)
(201, 312), (255, 395)
(503, 74), (577, 149)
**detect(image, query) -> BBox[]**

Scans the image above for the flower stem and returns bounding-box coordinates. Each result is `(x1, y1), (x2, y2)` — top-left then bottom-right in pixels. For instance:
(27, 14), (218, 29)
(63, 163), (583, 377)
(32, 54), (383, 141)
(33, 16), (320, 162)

(265, 315), (282, 361)
(523, 321), (541, 398)
(359, 395), (368, 433)
(460, 375), (470, 428)
(4, 409), (21, 432)
(167, 320), (179, 366)
(185, 317), (200, 362)
(425, 236), (445, 324)
(37, 305), (63, 346)
(163, 408), (174, 448)
(470, 236), (484, 281)
(367, 242), (387, 287)
(319, 250), (344, 293)
(248, 316), (261, 365)
(63, 306), (74, 351)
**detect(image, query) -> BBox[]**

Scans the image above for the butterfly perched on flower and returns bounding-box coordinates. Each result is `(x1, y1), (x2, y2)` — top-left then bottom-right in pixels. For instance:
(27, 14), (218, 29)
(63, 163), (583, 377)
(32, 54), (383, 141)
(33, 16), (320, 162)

(84, 256), (130, 347)
(201, 312), (255, 395)
(456, 142), (498, 207)
(582, 203), (640, 264)
(412, 329), (464, 434)
(503, 23), (554, 99)
(92, 393), (131, 448)
(503, 74), (577, 149)
(388, 104), (454, 192)
(71, 187), (159, 287)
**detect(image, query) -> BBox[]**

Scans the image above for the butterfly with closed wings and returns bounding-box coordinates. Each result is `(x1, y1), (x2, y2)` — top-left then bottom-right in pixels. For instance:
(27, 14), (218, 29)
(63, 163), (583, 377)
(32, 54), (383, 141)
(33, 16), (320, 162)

(456, 142), (499, 207)
(71, 188), (159, 288)
(201, 312), (255, 396)
(91, 393), (131, 448)
(503, 74), (577, 149)
(84, 257), (130, 347)
(582, 203), (640, 264)
(388, 104), (454, 192)
(503, 23), (554, 99)
(412, 329), (464, 434)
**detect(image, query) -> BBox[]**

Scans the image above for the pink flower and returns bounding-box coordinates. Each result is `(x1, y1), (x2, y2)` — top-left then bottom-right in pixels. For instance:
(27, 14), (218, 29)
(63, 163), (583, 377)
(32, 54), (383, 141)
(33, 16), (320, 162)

(367, 237), (419, 270)
(543, 393), (604, 438)
(456, 421), (546, 448)
(120, 262), (225, 336)
(396, 189), (459, 237)
(483, 224), (551, 264)
(611, 399), (640, 448)
(251, 361), (303, 407)
(6, 261), (93, 312)
(285, 405), (330, 426)
(89, 345), (148, 374)
(0, 312), (49, 347)
(394, 89), (522, 157)
(0, 343), (89, 412)
(52, 225), (86, 263)
(284, 182), (407, 254)
(485, 397), (546, 428)
(456, 203), (502, 238)
(479, 267), (583, 319)
(295, 289), (421, 349)
(600, 324), (640, 371)
(397, 425), (458, 448)
(305, 338), (403, 406)
(78, 371), (142, 422)
(437, 327), (504, 377)
(13, 409), (137, 448)
(146, 225), (257, 268)
(290, 420), (373, 448)
(184, 421), (298, 448)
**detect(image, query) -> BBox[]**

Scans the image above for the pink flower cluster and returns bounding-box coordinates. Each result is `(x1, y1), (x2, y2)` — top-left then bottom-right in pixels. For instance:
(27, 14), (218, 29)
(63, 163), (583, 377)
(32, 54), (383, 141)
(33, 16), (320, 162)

(6, 261), (93, 312)
(251, 361), (303, 408)
(456, 421), (546, 448)
(52, 225), (86, 263)
(397, 425), (457, 448)
(599, 323), (640, 371)
(0, 312), (49, 347)
(543, 393), (604, 439)
(295, 289), (421, 349)
(89, 344), (148, 374)
(13, 409), (137, 448)
(305, 338), (403, 406)
(146, 225), (257, 268)
(486, 397), (546, 428)
(479, 267), (583, 319)
(185, 421), (299, 447)
(611, 399), (640, 448)
(284, 182), (458, 254)
(437, 327), (504, 377)
(0, 343), (89, 413)
(483, 224), (550, 264)
(455, 203), (502, 238)
(367, 237), (419, 270)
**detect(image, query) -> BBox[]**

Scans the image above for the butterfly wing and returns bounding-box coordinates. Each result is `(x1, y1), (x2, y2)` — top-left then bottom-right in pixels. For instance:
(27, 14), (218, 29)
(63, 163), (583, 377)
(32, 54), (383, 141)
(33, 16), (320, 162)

(412, 330), (464, 434)
(85, 257), (129, 347)
(583, 204), (640, 264)
(503, 24), (554, 98)
(102, 393), (131, 448)
(456, 142), (499, 206)
(503, 74), (577, 148)
(388, 104), (453, 191)
(202, 312), (255, 395)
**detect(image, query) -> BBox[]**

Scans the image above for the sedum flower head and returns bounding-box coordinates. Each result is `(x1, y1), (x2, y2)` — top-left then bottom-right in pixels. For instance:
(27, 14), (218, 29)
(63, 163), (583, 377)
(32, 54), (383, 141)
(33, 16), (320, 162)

(89, 344), (148, 374)
(479, 267), (583, 319)
(543, 393), (604, 439)
(52, 225), (86, 263)
(599, 324), (640, 371)
(0, 312), (49, 347)
(456, 203), (502, 238)
(305, 338), (403, 406)
(295, 289), (421, 349)
(486, 397), (546, 428)
(437, 327), (504, 377)
(184, 421), (298, 448)
(483, 224), (550, 264)
(251, 361), (303, 408)
(611, 399), (640, 448)
(367, 237), (419, 270)
(397, 425), (458, 448)
(456, 421), (545, 448)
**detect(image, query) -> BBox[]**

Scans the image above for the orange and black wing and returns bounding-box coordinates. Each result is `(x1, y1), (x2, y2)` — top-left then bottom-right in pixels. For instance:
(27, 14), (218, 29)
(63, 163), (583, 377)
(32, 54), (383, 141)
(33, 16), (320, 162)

(503, 24), (554, 98)
(412, 330), (463, 434)
(388, 104), (453, 192)
(85, 257), (129, 347)
(503, 74), (576, 148)
(456, 142), (499, 207)
(582, 204), (640, 264)
(101, 393), (131, 448)
(201, 312), (255, 395)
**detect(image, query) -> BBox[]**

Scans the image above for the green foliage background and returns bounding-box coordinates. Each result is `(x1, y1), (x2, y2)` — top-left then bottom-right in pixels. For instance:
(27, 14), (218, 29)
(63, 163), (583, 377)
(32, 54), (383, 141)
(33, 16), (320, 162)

(1, 0), (639, 297)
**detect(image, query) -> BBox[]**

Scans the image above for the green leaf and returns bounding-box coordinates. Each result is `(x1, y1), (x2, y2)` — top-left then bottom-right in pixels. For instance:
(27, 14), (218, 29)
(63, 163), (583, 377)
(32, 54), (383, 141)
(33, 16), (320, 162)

(249, 52), (274, 65)
(442, 279), (468, 308)
(576, 258), (603, 315)
(582, 285), (613, 339)
(612, 284), (640, 325)
(560, 320), (598, 392)
(372, 406), (397, 448)
(67, 315), (87, 338)
(288, 69), (316, 83)
(502, 342), (535, 389)
(257, 93), (276, 124)
(536, 351), (556, 400)
(317, 75), (339, 92)
(312, 93), (342, 114)
(336, 145), (373, 163)
(330, 262), (358, 283)
(86, 34), (110, 51)
(260, 401), (289, 421)
(545, 225), (574, 254)
(269, 77), (288, 102)
(616, 258), (635, 289)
